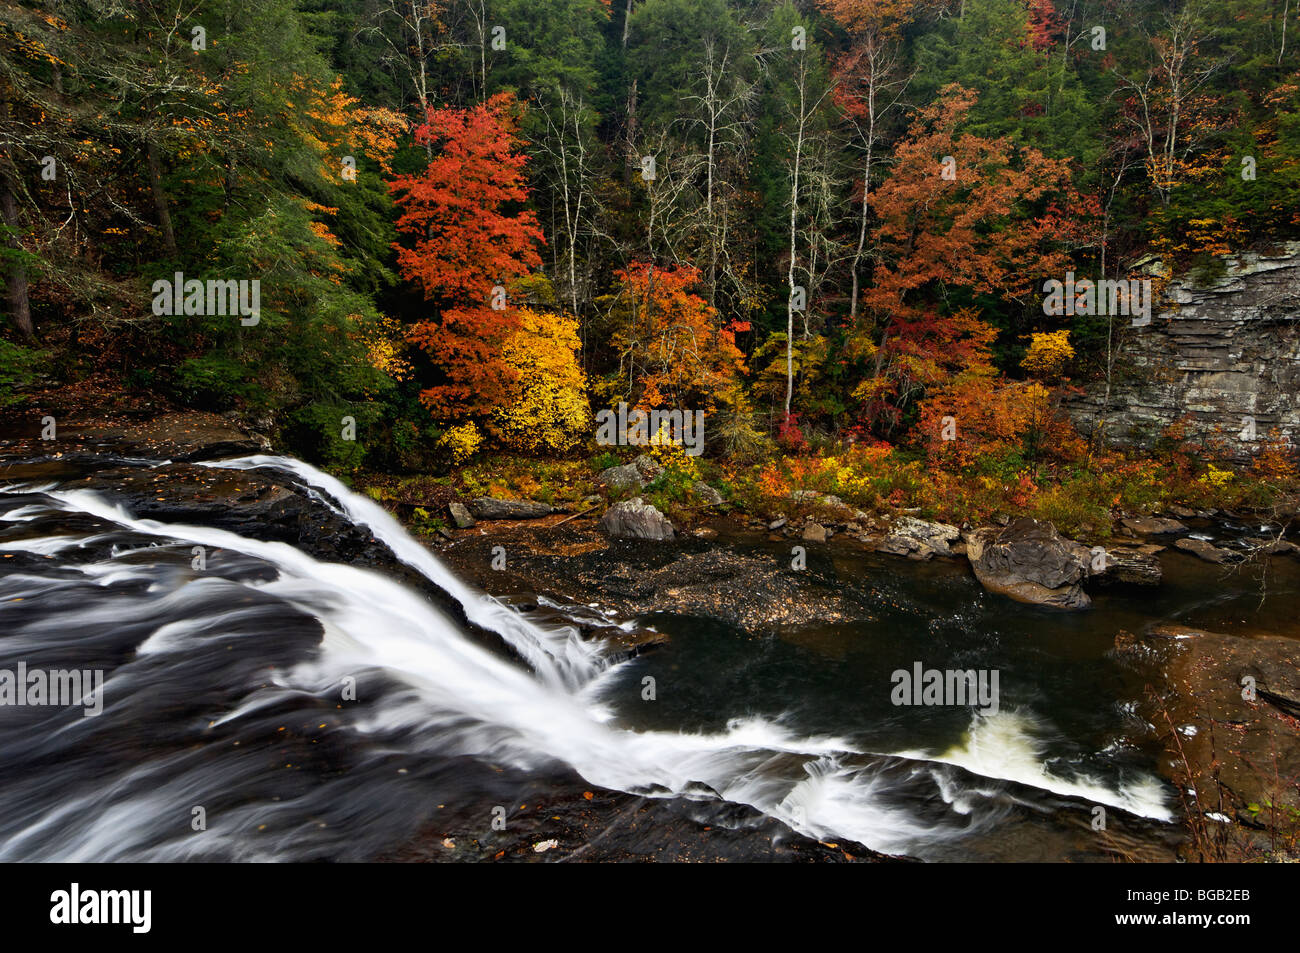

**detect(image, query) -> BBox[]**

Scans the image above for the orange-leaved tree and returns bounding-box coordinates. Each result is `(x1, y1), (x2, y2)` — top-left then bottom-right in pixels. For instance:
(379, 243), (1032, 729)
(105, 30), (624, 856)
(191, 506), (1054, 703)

(918, 375), (1086, 475)
(606, 263), (747, 413)
(388, 92), (545, 418)
(852, 84), (1089, 433)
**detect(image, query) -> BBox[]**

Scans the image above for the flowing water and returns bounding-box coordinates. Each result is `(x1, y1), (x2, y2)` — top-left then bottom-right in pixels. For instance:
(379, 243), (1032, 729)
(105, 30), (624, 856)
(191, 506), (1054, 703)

(1, 453), (1292, 861)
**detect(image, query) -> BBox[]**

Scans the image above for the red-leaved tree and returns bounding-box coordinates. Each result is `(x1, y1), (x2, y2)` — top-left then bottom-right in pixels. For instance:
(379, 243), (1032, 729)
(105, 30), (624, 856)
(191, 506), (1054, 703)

(388, 92), (545, 417)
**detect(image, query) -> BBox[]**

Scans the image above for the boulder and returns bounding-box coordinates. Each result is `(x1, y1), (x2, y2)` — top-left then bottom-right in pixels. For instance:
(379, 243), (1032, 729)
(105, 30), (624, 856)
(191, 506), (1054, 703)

(469, 497), (556, 520)
(872, 516), (961, 561)
(599, 463), (644, 491)
(874, 535), (918, 557)
(693, 482), (724, 506)
(447, 501), (476, 529)
(1257, 539), (1300, 557)
(893, 516), (961, 556)
(600, 497), (675, 541)
(632, 454), (664, 482)
(1173, 537), (1234, 564)
(600, 455), (666, 492)
(1122, 516), (1190, 535)
(1090, 544), (1163, 586)
(965, 518), (1092, 610)
(802, 522), (828, 543)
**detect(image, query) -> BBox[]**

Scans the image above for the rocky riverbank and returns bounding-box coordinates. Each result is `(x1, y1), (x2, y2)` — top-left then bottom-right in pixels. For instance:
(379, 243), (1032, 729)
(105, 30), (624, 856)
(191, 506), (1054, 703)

(1116, 624), (1300, 861)
(431, 451), (1299, 614)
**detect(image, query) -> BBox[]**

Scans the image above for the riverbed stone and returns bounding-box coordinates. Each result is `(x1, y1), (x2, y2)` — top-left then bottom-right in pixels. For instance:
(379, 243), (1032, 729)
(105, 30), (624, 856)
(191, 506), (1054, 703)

(1173, 536), (1234, 563)
(1116, 623), (1300, 857)
(1123, 516), (1190, 535)
(965, 518), (1092, 610)
(600, 497), (674, 541)
(893, 516), (961, 557)
(802, 522), (828, 543)
(447, 501), (476, 529)
(1255, 539), (1300, 556)
(874, 534), (919, 557)
(1091, 544), (1163, 585)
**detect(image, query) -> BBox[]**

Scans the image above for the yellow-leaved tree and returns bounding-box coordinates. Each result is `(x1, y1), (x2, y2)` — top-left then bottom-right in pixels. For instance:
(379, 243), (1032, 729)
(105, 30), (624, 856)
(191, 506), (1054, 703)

(1020, 330), (1075, 380)
(487, 307), (591, 454)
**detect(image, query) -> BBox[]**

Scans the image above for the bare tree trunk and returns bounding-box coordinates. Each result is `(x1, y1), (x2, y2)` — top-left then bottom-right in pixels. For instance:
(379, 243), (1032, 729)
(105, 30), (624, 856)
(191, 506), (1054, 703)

(706, 111), (717, 303)
(624, 79), (638, 187)
(785, 81), (806, 418)
(849, 89), (875, 324)
(0, 186), (34, 339)
(1281, 0), (1290, 64)
(473, 0), (488, 99)
(146, 139), (178, 257)
(0, 97), (34, 338)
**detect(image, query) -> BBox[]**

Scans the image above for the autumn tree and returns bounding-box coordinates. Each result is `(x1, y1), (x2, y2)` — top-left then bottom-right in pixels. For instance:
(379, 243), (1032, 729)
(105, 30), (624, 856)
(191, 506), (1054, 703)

(1112, 0), (1226, 209)
(601, 262), (746, 413)
(821, 0), (917, 324)
(852, 84), (1087, 433)
(389, 92), (545, 418)
(487, 305), (591, 453)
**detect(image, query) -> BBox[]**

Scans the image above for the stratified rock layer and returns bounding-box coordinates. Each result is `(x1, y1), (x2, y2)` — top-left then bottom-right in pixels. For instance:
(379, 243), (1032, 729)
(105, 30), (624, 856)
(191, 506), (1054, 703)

(1068, 243), (1300, 460)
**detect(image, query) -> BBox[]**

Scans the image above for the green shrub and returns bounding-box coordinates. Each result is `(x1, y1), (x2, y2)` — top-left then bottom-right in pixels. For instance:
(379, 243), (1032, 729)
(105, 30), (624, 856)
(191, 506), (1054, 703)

(590, 450), (620, 471)
(0, 341), (45, 407)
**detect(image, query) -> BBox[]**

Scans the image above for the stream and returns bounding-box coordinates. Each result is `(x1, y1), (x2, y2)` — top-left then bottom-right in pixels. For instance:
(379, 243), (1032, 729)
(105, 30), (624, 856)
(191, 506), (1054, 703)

(1, 453), (1295, 861)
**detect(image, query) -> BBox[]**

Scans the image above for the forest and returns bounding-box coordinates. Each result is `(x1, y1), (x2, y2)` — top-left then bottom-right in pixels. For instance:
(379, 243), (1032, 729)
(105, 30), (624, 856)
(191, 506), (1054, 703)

(3, 0), (1299, 530)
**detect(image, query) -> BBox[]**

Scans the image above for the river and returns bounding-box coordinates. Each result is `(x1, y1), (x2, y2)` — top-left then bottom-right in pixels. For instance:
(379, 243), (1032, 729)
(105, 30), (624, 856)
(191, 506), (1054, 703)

(1, 453), (1294, 861)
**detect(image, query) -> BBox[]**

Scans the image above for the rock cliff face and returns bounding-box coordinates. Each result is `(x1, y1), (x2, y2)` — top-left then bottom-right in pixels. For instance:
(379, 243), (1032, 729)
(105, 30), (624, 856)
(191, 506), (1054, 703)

(1068, 242), (1300, 459)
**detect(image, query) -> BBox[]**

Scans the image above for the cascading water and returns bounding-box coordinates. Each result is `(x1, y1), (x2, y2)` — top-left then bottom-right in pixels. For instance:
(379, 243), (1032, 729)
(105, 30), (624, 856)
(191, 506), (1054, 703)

(0, 455), (1172, 861)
